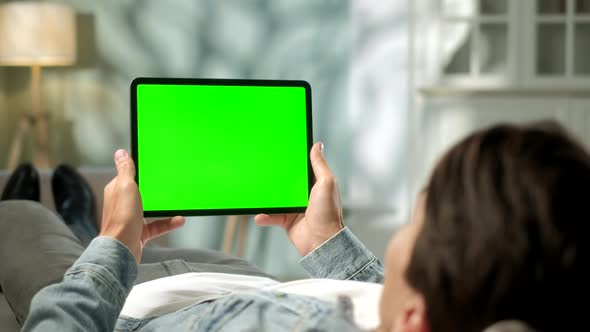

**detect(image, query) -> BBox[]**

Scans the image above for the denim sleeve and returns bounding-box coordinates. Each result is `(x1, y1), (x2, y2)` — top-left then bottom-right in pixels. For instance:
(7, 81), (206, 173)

(22, 236), (137, 332)
(299, 227), (384, 283)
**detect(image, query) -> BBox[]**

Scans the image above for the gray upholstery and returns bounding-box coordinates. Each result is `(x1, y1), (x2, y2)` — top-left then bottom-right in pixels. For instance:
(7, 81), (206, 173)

(0, 295), (19, 331)
(0, 168), (115, 330)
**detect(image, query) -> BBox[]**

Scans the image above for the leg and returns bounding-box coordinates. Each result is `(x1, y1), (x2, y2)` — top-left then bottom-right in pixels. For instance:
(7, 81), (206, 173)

(140, 246), (278, 283)
(46, 165), (274, 281)
(0, 200), (85, 323)
(0, 201), (277, 323)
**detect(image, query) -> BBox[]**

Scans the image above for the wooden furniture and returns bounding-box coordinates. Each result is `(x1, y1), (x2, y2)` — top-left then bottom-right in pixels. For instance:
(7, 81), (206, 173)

(6, 65), (52, 169)
(222, 215), (250, 257)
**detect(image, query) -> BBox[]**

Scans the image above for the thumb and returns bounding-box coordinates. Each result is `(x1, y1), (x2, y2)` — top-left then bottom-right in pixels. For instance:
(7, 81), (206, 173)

(114, 149), (136, 179)
(141, 216), (185, 243)
(254, 214), (295, 229)
(310, 142), (332, 180)
(254, 214), (285, 227)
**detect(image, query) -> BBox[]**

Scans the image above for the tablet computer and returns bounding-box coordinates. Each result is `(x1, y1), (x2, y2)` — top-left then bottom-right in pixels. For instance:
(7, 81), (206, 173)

(130, 77), (313, 217)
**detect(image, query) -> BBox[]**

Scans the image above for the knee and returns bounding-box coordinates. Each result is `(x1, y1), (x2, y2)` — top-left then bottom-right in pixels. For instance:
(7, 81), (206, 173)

(0, 200), (53, 226)
(0, 199), (46, 212)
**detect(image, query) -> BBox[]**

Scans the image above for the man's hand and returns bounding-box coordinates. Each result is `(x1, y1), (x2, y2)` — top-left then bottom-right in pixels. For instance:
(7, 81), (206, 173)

(255, 142), (344, 256)
(99, 149), (185, 263)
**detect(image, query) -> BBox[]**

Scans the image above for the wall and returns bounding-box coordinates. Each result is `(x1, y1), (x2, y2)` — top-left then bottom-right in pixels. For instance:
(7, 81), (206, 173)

(0, 0), (413, 279)
(1, 0), (352, 168)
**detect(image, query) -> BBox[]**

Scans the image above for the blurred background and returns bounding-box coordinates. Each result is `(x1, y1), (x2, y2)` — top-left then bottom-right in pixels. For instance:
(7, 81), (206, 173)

(1, 0), (590, 280)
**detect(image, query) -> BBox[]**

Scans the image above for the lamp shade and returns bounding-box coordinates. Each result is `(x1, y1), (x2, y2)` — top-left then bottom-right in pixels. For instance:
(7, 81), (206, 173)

(0, 2), (76, 66)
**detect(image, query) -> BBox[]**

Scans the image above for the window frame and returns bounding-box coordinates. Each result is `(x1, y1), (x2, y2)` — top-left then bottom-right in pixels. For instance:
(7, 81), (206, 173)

(433, 0), (590, 88)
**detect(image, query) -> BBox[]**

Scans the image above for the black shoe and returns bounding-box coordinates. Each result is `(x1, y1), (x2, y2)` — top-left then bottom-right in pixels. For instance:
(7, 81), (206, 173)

(52, 165), (98, 244)
(1, 163), (39, 293)
(1, 163), (40, 201)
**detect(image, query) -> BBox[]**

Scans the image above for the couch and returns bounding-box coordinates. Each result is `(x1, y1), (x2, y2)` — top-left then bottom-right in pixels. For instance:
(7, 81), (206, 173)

(0, 167), (115, 331)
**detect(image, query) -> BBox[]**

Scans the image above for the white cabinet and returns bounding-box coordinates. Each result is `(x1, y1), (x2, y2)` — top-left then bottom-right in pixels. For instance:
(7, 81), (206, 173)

(565, 98), (590, 142)
(438, 0), (516, 85)
(415, 94), (590, 189)
(527, 0), (590, 84)
(432, 0), (590, 87)
(411, 0), (590, 191)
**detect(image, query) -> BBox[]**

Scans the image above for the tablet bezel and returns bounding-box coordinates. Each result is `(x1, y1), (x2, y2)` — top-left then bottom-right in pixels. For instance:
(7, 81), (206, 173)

(130, 77), (313, 217)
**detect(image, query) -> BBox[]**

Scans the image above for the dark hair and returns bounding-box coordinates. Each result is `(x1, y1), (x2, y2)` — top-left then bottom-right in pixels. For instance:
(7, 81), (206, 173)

(406, 121), (590, 332)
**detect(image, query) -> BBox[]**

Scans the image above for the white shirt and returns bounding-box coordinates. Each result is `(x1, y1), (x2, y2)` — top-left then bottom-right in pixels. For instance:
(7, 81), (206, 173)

(121, 272), (383, 330)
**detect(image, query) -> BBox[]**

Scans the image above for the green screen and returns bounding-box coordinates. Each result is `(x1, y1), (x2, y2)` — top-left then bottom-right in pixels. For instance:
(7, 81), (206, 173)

(136, 83), (310, 213)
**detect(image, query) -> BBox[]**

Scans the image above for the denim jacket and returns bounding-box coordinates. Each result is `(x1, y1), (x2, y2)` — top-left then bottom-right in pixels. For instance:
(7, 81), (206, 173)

(23, 227), (384, 331)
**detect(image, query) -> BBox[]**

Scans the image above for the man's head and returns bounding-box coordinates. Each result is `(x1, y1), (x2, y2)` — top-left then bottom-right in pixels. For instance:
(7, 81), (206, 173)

(379, 121), (590, 332)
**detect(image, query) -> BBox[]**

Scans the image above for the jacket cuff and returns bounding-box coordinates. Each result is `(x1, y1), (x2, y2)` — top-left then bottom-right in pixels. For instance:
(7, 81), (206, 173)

(67, 236), (138, 304)
(299, 227), (378, 280)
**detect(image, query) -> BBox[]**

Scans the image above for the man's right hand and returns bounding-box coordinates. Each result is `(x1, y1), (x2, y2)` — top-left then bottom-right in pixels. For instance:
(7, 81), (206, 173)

(255, 142), (344, 257)
(100, 149), (185, 263)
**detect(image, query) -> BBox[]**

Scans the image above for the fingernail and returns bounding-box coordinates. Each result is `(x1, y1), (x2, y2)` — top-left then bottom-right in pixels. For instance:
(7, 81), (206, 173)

(319, 142), (325, 153)
(115, 149), (128, 162)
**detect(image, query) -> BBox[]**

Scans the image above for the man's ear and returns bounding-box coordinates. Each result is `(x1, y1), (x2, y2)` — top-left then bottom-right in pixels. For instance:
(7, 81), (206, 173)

(392, 295), (429, 332)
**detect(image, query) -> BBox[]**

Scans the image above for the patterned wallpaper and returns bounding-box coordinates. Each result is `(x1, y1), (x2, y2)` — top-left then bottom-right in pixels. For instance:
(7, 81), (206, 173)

(0, 0), (410, 279)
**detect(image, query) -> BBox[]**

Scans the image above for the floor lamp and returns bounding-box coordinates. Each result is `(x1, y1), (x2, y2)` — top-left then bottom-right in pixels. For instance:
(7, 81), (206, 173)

(0, 2), (76, 169)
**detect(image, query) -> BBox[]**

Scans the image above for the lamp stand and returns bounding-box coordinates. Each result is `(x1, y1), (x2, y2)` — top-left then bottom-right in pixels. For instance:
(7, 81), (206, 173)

(6, 65), (52, 169)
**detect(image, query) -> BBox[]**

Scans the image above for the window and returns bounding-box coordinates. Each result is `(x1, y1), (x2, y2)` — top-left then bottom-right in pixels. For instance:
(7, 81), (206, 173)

(433, 0), (590, 87)
(534, 0), (590, 78)
(439, 0), (514, 84)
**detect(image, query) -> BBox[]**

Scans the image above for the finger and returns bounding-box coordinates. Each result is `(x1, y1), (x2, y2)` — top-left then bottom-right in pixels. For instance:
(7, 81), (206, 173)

(310, 142), (333, 180)
(142, 216), (185, 243)
(254, 214), (285, 226)
(254, 213), (300, 229)
(114, 149), (136, 179)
